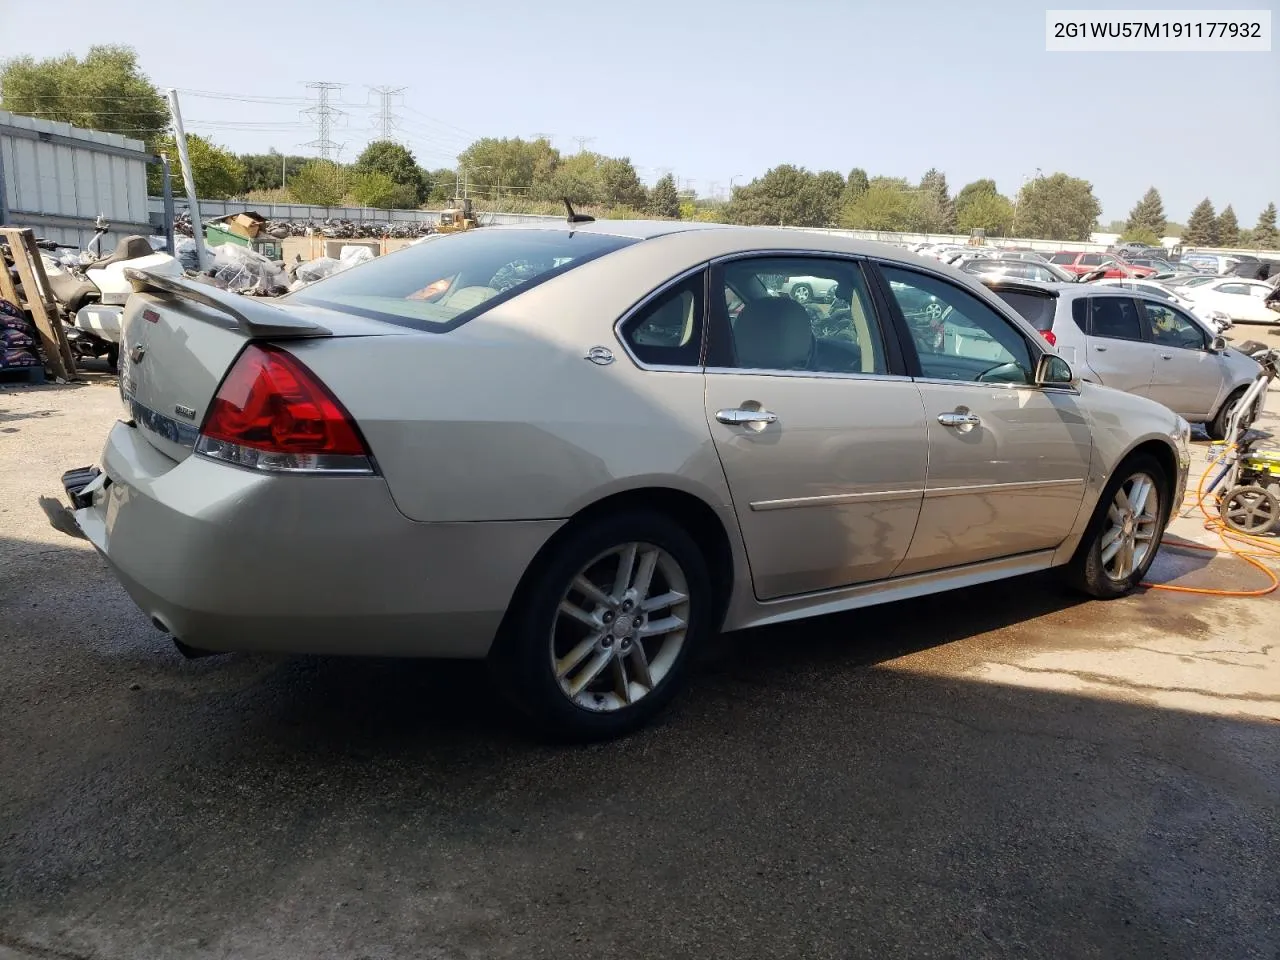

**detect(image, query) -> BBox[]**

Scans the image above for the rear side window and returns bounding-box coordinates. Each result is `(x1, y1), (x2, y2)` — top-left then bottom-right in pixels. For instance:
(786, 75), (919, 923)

(620, 273), (704, 367)
(1049, 253), (1076, 264)
(991, 289), (1057, 331)
(1080, 254), (1104, 266)
(288, 229), (636, 331)
(1089, 297), (1144, 341)
(1071, 299), (1089, 331)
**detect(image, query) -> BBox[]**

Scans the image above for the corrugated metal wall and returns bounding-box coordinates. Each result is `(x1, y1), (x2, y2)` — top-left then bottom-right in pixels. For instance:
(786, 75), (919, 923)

(0, 110), (156, 250)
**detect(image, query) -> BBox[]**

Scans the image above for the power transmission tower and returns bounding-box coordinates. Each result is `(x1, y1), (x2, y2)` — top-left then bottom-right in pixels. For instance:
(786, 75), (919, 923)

(529, 131), (554, 144)
(368, 86), (406, 142)
(573, 135), (596, 154)
(301, 82), (346, 160)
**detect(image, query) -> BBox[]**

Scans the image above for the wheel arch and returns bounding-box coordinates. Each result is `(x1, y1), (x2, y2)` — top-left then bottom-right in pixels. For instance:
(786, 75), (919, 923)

(496, 485), (739, 643)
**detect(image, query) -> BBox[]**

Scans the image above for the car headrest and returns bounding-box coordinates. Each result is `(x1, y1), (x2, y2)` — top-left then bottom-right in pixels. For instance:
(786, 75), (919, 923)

(734, 297), (814, 370)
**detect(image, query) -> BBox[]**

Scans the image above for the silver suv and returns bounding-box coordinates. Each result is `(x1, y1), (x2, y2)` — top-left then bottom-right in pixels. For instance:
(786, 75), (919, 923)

(982, 279), (1260, 439)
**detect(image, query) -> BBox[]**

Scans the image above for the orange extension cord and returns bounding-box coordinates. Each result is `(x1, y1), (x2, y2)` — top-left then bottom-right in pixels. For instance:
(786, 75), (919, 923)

(1141, 445), (1280, 597)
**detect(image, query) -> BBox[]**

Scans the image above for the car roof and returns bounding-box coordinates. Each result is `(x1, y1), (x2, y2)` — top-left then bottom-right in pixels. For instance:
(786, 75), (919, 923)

(980, 278), (1175, 301)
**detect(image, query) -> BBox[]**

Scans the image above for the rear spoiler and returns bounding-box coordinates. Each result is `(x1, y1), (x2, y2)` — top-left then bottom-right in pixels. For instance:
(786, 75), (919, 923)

(124, 268), (332, 338)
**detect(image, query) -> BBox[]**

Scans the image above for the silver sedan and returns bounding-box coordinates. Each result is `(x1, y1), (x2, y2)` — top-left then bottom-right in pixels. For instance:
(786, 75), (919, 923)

(65, 223), (1191, 739)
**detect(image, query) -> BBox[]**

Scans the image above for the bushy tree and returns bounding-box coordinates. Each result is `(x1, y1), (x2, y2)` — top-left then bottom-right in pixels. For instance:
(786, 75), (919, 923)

(956, 191), (1014, 236)
(955, 179), (999, 213)
(1251, 203), (1278, 249)
(423, 168), (457, 205)
(840, 181), (913, 231)
(648, 174), (680, 218)
(353, 141), (425, 203)
(1014, 173), (1102, 241)
(0, 45), (168, 145)
(289, 161), (346, 206)
(1182, 198), (1218, 246)
(1124, 187), (1167, 238)
(917, 168), (956, 232)
(1118, 227), (1162, 246)
(148, 134), (243, 199)
(240, 151), (309, 193)
(539, 151), (605, 204)
(1214, 205), (1240, 247)
(599, 157), (648, 208)
(724, 165), (840, 227)
(458, 136), (560, 195)
(350, 170), (418, 209)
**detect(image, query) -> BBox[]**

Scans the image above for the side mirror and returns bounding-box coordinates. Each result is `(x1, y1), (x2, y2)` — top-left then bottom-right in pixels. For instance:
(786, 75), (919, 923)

(1034, 353), (1077, 387)
(1211, 335), (1227, 353)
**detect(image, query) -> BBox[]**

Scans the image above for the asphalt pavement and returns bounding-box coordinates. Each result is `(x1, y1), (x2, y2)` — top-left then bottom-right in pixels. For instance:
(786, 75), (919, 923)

(1, 369), (1277, 960)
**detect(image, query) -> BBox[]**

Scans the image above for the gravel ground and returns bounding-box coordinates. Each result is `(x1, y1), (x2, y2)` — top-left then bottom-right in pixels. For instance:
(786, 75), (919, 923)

(1, 367), (1277, 960)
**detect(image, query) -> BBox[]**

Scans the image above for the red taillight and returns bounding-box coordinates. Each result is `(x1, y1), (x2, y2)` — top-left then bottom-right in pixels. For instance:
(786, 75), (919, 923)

(197, 343), (371, 473)
(1040, 329), (1057, 346)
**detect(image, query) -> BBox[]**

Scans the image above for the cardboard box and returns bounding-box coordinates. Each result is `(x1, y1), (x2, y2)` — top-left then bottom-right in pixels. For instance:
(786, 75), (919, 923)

(214, 212), (266, 240)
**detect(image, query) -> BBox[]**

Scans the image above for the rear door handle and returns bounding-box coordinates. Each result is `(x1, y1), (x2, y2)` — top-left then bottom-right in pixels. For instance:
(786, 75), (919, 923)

(1093, 345), (1107, 352)
(716, 407), (778, 426)
(937, 412), (981, 428)
(1160, 353), (1173, 360)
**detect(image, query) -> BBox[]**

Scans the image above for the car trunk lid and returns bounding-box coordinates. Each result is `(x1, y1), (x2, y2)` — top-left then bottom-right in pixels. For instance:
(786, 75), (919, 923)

(118, 269), (407, 463)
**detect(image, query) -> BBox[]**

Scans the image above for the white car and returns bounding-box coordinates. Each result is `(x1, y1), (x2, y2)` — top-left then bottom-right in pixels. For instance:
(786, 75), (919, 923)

(1091, 278), (1234, 333)
(1181, 278), (1278, 325)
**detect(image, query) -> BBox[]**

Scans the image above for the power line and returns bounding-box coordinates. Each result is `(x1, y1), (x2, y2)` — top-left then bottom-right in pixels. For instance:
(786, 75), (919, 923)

(301, 81), (346, 161)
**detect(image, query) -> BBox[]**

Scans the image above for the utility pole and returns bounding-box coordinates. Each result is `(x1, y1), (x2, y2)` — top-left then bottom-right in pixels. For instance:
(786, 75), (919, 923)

(281, 153), (286, 191)
(302, 81), (346, 160)
(165, 88), (208, 272)
(368, 86), (406, 142)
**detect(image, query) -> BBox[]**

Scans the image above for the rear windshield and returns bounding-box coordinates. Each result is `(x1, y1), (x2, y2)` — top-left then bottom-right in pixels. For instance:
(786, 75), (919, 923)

(288, 229), (636, 330)
(991, 289), (1057, 331)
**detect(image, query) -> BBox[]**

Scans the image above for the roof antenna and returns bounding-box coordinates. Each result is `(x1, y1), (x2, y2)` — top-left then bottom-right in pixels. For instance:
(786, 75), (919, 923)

(563, 198), (595, 224)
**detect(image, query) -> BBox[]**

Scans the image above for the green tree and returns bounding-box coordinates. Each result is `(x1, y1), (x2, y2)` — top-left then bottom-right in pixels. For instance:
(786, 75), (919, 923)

(1118, 227), (1162, 246)
(350, 170), (418, 209)
(539, 151), (605, 204)
(599, 157), (648, 209)
(917, 168), (956, 232)
(955, 178), (999, 214)
(148, 134), (243, 199)
(288, 161), (346, 206)
(648, 174), (680, 218)
(353, 141), (425, 203)
(840, 181), (913, 231)
(1251, 202), (1278, 249)
(459, 136), (560, 195)
(1182, 198), (1218, 246)
(423, 168), (457, 205)
(239, 151), (309, 193)
(956, 191), (1015, 236)
(725, 165), (839, 227)
(1215, 205), (1240, 247)
(1124, 187), (1167, 238)
(1014, 173), (1102, 241)
(0, 45), (168, 145)
(845, 168), (870, 199)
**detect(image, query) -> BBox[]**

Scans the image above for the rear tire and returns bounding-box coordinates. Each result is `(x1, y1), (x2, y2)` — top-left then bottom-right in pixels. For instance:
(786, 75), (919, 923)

(1066, 454), (1170, 599)
(490, 510), (713, 741)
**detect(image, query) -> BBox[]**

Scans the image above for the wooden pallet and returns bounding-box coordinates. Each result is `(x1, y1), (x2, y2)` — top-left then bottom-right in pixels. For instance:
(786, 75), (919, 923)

(0, 227), (76, 381)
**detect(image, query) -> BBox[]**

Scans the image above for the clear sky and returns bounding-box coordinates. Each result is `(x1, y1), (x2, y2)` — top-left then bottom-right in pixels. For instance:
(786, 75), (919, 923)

(0, 0), (1275, 222)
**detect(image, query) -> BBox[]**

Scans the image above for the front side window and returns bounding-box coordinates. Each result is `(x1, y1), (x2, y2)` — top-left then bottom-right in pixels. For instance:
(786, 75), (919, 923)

(1080, 253), (1104, 266)
(289, 228), (635, 330)
(714, 257), (888, 374)
(1143, 303), (1206, 350)
(1088, 297), (1144, 341)
(1216, 283), (1250, 296)
(882, 266), (1033, 385)
(619, 273), (704, 367)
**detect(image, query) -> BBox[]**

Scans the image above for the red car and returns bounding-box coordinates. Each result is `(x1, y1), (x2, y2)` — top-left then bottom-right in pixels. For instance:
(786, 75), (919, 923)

(1047, 251), (1157, 279)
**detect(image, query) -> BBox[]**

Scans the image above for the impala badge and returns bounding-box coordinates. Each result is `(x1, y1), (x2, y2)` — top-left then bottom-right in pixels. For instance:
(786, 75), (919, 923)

(584, 346), (615, 366)
(174, 404), (197, 421)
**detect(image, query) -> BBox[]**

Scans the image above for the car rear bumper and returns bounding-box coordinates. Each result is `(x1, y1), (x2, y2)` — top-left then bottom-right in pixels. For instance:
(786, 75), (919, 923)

(70, 421), (563, 658)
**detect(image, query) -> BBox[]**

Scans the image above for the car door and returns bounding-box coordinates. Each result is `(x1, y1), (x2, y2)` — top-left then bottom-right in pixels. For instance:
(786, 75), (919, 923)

(875, 264), (1093, 575)
(702, 255), (928, 600)
(1077, 294), (1156, 395)
(1140, 301), (1224, 418)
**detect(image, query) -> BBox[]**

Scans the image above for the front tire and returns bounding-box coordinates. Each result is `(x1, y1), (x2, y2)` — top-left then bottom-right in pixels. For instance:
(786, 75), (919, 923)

(490, 510), (713, 741)
(1206, 388), (1256, 442)
(1066, 454), (1169, 599)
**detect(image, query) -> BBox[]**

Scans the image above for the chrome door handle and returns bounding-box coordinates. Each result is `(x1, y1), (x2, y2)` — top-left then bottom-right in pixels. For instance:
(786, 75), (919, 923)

(716, 407), (778, 426)
(1160, 353), (1173, 360)
(937, 412), (981, 428)
(1093, 345), (1107, 351)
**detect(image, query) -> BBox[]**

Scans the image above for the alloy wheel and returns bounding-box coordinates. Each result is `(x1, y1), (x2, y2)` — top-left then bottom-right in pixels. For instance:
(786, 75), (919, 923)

(550, 542), (691, 712)
(1100, 472), (1161, 581)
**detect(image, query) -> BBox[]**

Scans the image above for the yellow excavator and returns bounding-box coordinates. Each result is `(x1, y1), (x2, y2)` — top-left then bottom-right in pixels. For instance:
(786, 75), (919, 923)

(435, 198), (478, 234)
